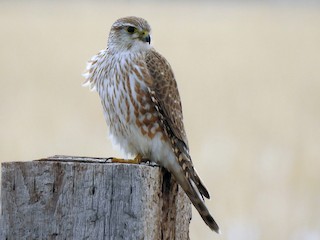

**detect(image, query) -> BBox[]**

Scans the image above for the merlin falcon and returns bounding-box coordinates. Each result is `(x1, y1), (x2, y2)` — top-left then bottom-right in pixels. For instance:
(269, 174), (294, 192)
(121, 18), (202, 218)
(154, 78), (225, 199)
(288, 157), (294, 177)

(83, 16), (220, 233)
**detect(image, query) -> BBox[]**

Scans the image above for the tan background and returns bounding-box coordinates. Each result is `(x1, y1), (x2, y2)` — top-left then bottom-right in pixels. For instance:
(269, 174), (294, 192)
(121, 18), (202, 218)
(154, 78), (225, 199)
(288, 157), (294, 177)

(1, 2), (320, 239)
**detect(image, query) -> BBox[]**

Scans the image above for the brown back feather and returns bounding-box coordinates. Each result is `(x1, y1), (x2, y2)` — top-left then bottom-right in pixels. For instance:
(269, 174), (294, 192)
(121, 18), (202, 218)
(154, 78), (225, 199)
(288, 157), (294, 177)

(145, 50), (188, 147)
(145, 49), (219, 232)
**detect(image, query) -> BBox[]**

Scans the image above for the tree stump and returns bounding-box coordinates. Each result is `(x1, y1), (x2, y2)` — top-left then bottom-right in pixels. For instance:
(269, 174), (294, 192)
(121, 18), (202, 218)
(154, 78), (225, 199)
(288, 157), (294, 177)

(0, 156), (191, 240)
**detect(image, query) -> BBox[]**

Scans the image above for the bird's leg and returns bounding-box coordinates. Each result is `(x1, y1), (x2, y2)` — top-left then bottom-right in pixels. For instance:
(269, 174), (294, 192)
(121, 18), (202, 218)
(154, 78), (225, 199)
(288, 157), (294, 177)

(111, 154), (143, 164)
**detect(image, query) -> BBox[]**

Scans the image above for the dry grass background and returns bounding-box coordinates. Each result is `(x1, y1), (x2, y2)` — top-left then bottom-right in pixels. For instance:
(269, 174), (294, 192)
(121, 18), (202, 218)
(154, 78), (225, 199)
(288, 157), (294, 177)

(1, 2), (320, 239)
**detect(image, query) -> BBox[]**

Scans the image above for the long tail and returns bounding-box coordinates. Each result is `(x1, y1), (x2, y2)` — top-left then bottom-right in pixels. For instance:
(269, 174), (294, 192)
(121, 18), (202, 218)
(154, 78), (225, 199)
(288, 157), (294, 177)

(148, 88), (220, 232)
(186, 174), (220, 233)
(167, 148), (220, 233)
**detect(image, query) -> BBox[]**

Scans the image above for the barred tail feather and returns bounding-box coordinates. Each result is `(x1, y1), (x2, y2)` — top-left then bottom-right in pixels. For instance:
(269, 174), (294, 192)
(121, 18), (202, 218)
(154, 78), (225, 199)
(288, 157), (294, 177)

(191, 168), (210, 199)
(188, 179), (220, 233)
(167, 154), (220, 233)
(147, 86), (220, 232)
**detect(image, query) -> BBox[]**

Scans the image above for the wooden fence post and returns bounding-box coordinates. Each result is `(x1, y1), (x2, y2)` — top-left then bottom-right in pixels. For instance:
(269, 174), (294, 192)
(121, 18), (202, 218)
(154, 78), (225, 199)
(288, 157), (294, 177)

(1, 155), (191, 240)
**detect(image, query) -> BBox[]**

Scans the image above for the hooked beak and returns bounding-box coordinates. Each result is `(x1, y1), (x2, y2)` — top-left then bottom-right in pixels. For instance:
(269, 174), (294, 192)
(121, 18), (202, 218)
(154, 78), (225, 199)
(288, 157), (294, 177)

(144, 34), (151, 44)
(140, 31), (151, 44)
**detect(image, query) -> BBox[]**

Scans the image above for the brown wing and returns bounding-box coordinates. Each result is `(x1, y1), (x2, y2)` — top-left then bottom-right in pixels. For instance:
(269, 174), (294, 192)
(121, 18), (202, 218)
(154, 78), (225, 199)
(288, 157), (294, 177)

(145, 50), (219, 232)
(145, 49), (189, 150)
(145, 49), (210, 199)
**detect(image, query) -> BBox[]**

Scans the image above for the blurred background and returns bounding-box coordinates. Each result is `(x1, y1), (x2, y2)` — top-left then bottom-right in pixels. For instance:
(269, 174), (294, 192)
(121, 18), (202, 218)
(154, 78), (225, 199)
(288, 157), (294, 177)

(1, 1), (320, 239)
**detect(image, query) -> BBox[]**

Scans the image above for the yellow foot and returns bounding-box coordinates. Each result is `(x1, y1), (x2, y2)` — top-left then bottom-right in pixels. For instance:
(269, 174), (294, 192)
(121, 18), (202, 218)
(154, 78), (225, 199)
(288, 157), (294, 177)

(111, 154), (143, 164)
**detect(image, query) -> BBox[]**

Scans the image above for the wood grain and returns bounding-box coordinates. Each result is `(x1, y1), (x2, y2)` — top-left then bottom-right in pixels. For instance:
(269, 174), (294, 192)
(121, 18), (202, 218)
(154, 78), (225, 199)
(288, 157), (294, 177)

(1, 156), (191, 240)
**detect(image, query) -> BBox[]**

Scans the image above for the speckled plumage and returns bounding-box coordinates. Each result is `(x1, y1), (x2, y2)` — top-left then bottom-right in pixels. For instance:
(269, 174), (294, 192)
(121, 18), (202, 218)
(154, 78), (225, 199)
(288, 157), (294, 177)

(83, 16), (219, 233)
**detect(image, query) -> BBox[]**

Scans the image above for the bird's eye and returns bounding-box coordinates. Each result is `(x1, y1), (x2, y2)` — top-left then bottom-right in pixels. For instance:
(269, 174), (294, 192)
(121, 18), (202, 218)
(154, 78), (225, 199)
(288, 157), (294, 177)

(127, 26), (135, 33)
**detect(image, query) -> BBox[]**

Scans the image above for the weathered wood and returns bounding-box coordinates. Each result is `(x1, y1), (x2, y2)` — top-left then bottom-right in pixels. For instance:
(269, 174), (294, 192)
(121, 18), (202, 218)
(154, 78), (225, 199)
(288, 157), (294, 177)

(1, 156), (191, 240)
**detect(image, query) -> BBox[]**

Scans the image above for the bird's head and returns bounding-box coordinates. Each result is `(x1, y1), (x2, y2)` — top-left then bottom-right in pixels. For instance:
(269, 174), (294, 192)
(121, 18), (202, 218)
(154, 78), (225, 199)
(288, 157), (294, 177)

(107, 16), (152, 53)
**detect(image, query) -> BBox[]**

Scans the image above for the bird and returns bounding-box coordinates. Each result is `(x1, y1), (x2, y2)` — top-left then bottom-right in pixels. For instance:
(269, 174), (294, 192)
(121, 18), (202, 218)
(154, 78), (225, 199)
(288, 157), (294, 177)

(83, 16), (220, 233)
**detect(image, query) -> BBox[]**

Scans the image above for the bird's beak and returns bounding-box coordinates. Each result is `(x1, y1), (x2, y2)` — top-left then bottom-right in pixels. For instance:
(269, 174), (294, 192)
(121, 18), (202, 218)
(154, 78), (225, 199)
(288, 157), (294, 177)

(145, 34), (151, 44)
(140, 31), (151, 44)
